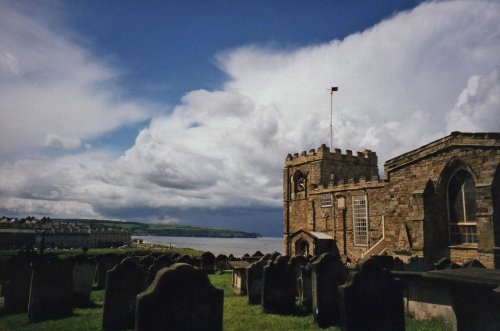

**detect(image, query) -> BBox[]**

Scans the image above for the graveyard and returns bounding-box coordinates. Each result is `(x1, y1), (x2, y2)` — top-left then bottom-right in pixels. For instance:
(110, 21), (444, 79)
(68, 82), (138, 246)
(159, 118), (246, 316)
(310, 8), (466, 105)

(0, 245), (460, 331)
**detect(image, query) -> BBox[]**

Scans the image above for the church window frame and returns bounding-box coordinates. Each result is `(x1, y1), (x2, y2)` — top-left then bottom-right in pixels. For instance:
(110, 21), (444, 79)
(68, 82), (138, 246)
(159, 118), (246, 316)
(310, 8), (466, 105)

(447, 169), (477, 245)
(320, 193), (333, 207)
(352, 195), (368, 246)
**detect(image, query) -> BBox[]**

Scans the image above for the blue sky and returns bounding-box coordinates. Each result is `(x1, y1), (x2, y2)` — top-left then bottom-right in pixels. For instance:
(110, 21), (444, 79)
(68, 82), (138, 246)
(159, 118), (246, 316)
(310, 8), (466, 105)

(1, 0), (499, 236)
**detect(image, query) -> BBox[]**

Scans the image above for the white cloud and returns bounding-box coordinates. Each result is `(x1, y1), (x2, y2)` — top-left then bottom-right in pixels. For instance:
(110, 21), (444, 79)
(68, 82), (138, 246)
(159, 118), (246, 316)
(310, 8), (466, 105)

(0, 1), (499, 222)
(446, 68), (500, 132)
(0, 2), (153, 158)
(44, 133), (82, 150)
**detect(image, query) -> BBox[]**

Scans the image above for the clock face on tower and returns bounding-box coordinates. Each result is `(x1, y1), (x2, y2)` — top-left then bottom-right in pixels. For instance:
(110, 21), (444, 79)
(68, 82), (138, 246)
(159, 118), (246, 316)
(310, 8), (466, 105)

(296, 177), (306, 192)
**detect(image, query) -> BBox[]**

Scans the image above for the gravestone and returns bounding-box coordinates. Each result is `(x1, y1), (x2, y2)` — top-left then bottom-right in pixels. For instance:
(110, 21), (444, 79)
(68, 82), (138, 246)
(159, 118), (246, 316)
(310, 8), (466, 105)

(3, 254), (35, 313)
(261, 256), (296, 314)
(463, 259), (485, 268)
(102, 257), (147, 330)
(73, 255), (97, 307)
(406, 256), (428, 271)
(139, 254), (156, 270)
(338, 257), (404, 331)
(176, 254), (194, 265)
(291, 255), (308, 297)
(95, 254), (121, 289)
(252, 251), (264, 258)
(434, 257), (460, 270)
(28, 258), (74, 322)
(270, 251), (281, 261)
(201, 251), (216, 274)
(136, 263), (223, 331)
(299, 263), (313, 311)
(215, 254), (228, 270)
(147, 254), (174, 285)
(311, 253), (349, 328)
(246, 254), (271, 304)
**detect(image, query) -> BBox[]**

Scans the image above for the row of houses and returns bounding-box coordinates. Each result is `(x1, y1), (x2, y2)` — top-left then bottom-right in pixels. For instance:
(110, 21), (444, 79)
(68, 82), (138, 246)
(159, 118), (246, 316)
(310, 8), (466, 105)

(0, 216), (131, 249)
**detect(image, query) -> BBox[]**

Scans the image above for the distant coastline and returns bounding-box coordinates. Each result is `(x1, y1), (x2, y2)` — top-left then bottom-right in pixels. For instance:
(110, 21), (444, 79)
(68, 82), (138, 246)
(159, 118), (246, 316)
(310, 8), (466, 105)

(55, 218), (261, 238)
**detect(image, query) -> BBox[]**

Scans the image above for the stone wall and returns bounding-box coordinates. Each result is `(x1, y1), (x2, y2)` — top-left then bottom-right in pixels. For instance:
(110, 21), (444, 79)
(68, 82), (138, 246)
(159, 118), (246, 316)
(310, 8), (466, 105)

(284, 132), (500, 268)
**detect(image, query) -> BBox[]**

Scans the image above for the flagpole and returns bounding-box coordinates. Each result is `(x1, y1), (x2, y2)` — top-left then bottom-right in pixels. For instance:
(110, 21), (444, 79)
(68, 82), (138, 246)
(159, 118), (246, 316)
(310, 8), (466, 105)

(330, 87), (338, 149)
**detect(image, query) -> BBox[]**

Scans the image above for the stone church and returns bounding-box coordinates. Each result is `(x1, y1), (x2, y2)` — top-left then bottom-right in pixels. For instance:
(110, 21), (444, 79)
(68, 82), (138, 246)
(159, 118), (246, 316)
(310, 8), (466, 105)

(283, 132), (500, 268)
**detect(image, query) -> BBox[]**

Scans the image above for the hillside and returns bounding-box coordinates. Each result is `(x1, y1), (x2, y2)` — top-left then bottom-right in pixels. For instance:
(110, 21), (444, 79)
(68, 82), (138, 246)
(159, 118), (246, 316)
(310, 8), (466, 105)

(54, 219), (261, 238)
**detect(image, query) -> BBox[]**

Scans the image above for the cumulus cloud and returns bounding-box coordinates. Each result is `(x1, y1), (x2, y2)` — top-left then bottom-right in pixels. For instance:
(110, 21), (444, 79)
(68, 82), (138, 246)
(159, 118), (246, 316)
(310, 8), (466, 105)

(0, 1), (499, 227)
(0, 1), (153, 159)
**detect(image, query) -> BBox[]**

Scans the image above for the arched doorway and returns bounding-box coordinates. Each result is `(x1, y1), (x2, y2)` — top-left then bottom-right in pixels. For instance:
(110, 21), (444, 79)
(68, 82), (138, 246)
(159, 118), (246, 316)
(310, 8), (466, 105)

(295, 239), (309, 256)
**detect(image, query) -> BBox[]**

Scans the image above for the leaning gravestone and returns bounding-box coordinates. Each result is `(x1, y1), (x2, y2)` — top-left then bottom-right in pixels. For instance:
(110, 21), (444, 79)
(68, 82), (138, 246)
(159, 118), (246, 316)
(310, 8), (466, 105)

(246, 254), (271, 304)
(311, 253), (349, 328)
(102, 257), (147, 331)
(261, 255), (296, 314)
(338, 257), (404, 331)
(73, 255), (97, 307)
(201, 251), (216, 274)
(28, 258), (74, 322)
(3, 254), (35, 313)
(95, 254), (121, 290)
(215, 254), (228, 271)
(136, 263), (223, 331)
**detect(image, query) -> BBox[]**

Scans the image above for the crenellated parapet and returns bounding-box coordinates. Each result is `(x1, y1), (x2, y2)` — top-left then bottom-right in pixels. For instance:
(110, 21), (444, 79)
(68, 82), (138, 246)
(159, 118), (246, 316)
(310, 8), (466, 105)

(285, 144), (377, 167)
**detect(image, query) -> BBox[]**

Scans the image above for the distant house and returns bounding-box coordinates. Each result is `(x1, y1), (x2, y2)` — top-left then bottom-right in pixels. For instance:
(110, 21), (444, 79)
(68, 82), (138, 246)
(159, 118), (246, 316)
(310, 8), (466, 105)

(283, 132), (500, 268)
(0, 216), (131, 249)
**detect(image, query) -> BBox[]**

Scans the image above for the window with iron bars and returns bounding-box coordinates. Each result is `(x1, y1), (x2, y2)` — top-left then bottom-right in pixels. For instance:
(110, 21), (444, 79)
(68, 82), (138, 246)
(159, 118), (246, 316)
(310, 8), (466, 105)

(352, 195), (368, 246)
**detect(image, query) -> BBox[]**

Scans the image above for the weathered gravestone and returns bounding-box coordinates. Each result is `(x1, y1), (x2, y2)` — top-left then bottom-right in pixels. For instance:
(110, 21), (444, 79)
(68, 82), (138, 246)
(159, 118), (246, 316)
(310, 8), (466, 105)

(291, 255), (308, 297)
(262, 255), (296, 314)
(215, 254), (228, 271)
(102, 257), (147, 331)
(311, 253), (349, 328)
(3, 254), (37, 313)
(299, 255), (320, 312)
(434, 257), (460, 270)
(28, 258), (74, 322)
(146, 254), (174, 285)
(252, 251), (264, 258)
(201, 251), (216, 274)
(176, 254), (194, 265)
(246, 254), (271, 304)
(73, 255), (97, 307)
(338, 257), (404, 331)
(270, 251), (281, 261)
(136, 263), (223, 331)
(95, 254), (121, 290)
(299, 263), (313, 312)
(139, 254), (156, 271)
(406, 256), (428, 272)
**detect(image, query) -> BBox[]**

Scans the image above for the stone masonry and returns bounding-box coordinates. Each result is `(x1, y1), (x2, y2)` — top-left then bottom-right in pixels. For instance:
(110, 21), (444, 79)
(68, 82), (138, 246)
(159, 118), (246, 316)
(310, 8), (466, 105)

(284, 132), (500, 268)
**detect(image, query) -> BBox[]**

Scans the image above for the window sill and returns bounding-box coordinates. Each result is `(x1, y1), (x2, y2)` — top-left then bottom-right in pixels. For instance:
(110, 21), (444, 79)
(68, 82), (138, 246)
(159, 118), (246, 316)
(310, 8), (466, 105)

(448, 244), (478, 250)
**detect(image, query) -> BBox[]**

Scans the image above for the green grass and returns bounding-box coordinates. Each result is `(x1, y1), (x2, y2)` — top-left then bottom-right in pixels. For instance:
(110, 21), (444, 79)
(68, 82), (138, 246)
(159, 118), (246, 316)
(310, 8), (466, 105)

(0, 271), (452, 331)
(0, 245), (203, 259)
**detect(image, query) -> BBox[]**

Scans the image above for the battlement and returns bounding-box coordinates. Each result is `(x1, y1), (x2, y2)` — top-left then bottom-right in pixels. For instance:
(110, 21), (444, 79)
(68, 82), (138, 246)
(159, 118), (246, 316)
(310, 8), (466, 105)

(310, 174), (385, 192)
(285, 144), (378, 166)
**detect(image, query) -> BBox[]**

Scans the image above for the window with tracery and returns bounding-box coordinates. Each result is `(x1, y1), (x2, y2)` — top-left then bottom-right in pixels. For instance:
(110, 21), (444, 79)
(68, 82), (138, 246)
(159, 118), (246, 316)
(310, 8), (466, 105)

(448, 170), (477, 245)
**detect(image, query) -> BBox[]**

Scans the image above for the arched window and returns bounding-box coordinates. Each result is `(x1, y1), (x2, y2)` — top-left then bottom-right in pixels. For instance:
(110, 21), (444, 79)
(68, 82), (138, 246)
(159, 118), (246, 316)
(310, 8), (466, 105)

(448, 169), (477, 244)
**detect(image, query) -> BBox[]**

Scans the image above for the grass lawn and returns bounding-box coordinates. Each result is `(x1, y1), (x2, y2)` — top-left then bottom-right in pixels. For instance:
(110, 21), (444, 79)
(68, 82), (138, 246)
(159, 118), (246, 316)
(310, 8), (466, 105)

(0, 271), (452, 331)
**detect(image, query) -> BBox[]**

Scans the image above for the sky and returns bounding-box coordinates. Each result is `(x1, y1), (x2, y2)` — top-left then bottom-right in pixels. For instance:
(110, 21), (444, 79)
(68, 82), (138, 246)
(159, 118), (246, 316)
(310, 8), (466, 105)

(0, 0), (499, 237)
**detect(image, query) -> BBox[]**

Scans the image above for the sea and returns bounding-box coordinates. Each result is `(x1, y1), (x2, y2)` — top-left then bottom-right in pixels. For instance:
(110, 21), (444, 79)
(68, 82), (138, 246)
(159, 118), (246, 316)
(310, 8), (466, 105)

(133, 236), (283, 257)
